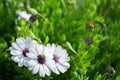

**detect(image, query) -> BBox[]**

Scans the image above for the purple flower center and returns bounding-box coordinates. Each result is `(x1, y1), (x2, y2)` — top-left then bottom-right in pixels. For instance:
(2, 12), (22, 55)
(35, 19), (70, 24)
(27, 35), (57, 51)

(37, 55), (45, 64)
(22, 48), (29, 57)
(53, 55), (59, 63)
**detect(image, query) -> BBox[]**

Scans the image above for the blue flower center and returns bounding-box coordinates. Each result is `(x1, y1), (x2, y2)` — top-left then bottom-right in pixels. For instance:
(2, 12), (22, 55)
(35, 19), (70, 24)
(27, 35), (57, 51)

(37, 55), (45, 64)
(22, 48), (29, 57)
(53, 55), (59, 63)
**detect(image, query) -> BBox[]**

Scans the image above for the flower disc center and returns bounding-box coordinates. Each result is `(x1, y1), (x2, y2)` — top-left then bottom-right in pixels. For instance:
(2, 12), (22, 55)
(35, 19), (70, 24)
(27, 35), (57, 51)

(23, 48), (29, 57)
(37, 55), (45, 64)
(53, 55), (59, 63)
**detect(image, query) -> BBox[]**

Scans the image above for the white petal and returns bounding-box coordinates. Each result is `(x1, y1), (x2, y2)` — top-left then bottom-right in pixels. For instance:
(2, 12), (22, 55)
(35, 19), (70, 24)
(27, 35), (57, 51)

(44, 47), (53, 59)
(25, 36), (31, 42)
(39, 65), (45, 77)
(56, 63), (66, 73)
(61, 50), (68, 56)
(26, 14), (31, 21)
(31, 40), (37, 44)
(45, 54), (53, 60)
(11, 50), (22, 55)
(26, 52), (37, 59)
(43, 65), (51, 76)
(48, 47), (55, 55)
(58, 58), (66, 63)
(36, 44), (44, 55)
(9, 47), (14, 50)
(27, 60), (37, 66)
(46, 60), (55, 71)
(12, 43), (21, 51)
(29, 45), (38, 55)
(16, 38), (25, 50)
(18, 58), (24, 67)
(32, 64), (39, 74)
(52, 65), (60, 74)
(18, 11), (31, 21)
(46, 44), (50, 48)
(18, 11), (27, 16)
(60, 62), (70, 68)
(52, 43), (56, 49)
(43, 47), (49, 55)
(23, 59), (29, 67)
(28, 66), (34, 71)
(60, 57), (70, 62)
(11, 56), (20, 62)
(56, 46), (62, 53)
(29, 41), (37, 48)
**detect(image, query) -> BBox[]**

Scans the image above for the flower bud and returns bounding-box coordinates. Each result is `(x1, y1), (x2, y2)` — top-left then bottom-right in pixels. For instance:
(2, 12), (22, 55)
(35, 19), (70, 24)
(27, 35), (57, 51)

(29, 15), (36, 22)
(86, 22), (95, 30)
(107, 65), (115, 75)
(85, 37), (93, 46)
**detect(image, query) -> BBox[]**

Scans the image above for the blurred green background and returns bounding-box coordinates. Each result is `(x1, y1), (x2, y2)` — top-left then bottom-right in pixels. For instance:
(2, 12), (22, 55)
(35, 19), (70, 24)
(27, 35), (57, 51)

(0, 0), (120, 80)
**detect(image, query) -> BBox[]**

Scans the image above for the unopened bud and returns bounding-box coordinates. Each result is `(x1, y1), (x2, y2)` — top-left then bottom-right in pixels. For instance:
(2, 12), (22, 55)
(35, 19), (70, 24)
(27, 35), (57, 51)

(15, 26), (21, 32)
(28, 8), (45, 19)
(86, 22), (95, 30)
(107, 65), (115, 75)
(29, 15), (36, 22)
(28, 8), (38, 15)
(85, 37), (93, 46)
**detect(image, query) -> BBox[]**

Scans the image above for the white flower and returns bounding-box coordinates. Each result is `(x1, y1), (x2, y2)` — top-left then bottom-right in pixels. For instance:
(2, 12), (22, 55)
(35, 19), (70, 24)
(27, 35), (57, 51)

(26, 44), (55, 77)
(46, 44), (70, 74)
(9, 37), (36, 67)
(17, 11), (32, 21)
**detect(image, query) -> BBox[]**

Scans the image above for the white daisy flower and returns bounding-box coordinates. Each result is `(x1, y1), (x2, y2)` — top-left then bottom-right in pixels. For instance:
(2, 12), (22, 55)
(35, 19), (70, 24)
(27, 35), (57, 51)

(46, 44), (70, 74)
(9, 37), (36, 67)
(16, 11), (32, 21)
(26, 44), (55, 77)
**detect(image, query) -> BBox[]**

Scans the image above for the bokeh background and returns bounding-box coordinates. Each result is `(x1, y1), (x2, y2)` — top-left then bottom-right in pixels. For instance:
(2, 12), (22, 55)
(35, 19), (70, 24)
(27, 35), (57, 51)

(0, 0), (120, 80)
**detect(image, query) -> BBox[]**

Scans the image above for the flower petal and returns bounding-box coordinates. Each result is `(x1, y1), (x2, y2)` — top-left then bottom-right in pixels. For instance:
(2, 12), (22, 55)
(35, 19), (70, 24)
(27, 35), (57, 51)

(26, 52), (37, 59)
(29, 45), (38, 55)
(11, 56), (20, 62)
(43, 65), (51, 76)
(12, 43), (21, 51)
(11, 50), (22, 55)
(52, 65), (60, 74)
(39, 65), (45, 77)
(51, 44), (56, 49)
(23, 59), (29, 67)
(44, 47), (53, 59)
(28, 66), (34, 71)
(56, 63), (66, 73)
(27, 60), (37, 66)
(16, 38), (25, 50)
(36, 44), (44, 55)
(18, 58), (24, 67)
(9, 47), (14, 50)
(46, 60), (55, 71)
(60, 62), (70, 68)
(32, 64), (39, 74)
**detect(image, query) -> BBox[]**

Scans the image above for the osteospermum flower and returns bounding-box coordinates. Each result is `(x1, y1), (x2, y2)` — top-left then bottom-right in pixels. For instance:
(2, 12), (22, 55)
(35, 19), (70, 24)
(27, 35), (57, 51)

(26, 44), (55, 77)
(46, 44), (70, 74)
(17, 11), (32, 21)
(9, 37), (36, 67)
